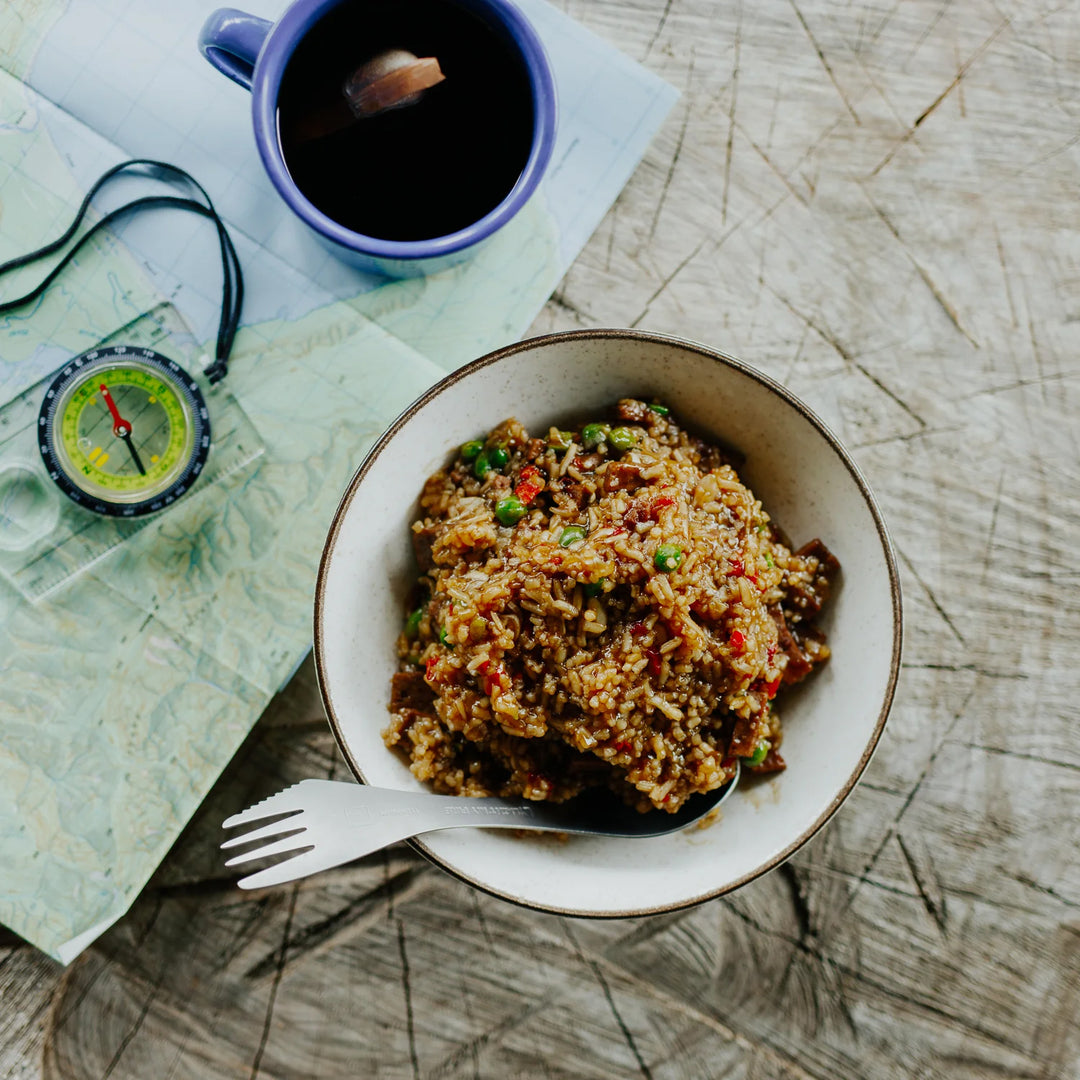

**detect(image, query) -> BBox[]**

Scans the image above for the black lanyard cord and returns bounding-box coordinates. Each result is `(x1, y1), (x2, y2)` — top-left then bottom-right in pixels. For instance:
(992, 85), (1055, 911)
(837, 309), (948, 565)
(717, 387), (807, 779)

(0, 160), (243, 384)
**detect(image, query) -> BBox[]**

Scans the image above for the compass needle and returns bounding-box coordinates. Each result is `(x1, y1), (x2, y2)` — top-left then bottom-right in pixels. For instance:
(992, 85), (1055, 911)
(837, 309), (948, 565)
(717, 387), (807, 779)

(99, 383), (130, 438)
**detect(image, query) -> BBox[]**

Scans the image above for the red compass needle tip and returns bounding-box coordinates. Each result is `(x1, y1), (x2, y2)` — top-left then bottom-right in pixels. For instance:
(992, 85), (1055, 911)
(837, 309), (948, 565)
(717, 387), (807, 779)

(99, 384), (131, 437)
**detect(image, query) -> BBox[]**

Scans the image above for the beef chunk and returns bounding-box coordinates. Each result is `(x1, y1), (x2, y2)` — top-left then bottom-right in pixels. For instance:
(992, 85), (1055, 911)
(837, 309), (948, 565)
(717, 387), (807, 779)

(770, 606), (815, 684)
(604, 462), (645, 494)
(390, 671), (436, 714)
(784, 538), (841, 621)
(728, 714), (760, 757)
(797, 538), (840, 577)
(562, 480), (592, 509)
(624, 496), (658, 528)
(410, 525), (436, 572)
(524, 438), (546, 462)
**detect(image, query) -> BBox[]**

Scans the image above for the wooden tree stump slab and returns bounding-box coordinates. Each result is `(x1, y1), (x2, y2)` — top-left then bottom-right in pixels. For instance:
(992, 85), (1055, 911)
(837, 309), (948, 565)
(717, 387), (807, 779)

(4, 0), (1080, 1077)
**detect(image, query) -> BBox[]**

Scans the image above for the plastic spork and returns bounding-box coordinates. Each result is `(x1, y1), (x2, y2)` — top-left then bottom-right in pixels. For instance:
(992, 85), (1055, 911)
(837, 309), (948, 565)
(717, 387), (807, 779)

(222, 770), (740, 889)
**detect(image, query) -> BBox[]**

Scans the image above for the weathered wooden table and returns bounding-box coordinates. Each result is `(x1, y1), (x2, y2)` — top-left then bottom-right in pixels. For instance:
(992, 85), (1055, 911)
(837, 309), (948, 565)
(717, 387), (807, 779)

(4, 0), (1078, 1076)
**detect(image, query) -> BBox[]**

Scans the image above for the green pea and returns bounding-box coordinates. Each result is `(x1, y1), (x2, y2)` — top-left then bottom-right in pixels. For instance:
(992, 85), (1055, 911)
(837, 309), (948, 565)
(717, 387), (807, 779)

(654, 544), (683, 572)
(581, 423), (610, 448)
(495, 494), (527, 526)
(583, 578), (607, 597)
(608, 427), (637, 453)
(549, 429), (575, 450)
(461, 439), (484, 461)
(559, 525), (587, 548)
(747, 740), (770, 767)
(648, 403), (670, 416)
(489, 446), (510, 470)
(404, 606), (424, 639)
(473, 450), (491, 479)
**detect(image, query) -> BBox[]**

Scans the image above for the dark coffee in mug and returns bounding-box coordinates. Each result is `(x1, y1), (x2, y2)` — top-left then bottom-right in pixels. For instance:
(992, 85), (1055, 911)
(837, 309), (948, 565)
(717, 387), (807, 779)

(276, 0), (535, 242)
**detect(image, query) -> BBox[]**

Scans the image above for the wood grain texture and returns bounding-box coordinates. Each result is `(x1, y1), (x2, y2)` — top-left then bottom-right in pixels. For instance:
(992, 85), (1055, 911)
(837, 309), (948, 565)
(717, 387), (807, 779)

(4, 0), (1080, 1076)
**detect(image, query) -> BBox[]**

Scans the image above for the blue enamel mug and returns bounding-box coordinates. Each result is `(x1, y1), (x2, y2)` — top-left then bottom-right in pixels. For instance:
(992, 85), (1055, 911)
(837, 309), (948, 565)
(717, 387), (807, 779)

(199, 0), (557, 277)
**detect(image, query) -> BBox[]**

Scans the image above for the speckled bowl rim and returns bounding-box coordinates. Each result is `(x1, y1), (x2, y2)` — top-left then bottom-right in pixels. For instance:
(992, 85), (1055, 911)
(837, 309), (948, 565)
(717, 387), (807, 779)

(314, 328), (903, 918)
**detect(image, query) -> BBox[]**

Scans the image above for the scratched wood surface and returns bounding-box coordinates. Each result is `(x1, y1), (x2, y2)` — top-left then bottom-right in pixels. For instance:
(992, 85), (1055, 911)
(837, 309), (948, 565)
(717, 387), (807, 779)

(4, 0), (1079, 1076)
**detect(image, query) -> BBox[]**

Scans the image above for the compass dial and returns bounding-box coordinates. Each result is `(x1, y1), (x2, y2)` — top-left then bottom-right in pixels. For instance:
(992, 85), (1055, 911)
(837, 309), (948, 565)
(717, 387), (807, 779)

(38, 346), (210, 517)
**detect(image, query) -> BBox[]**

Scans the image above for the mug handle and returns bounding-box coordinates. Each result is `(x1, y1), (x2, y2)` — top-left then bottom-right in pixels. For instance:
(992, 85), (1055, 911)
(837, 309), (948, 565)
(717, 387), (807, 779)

(198, 8), (273, 91)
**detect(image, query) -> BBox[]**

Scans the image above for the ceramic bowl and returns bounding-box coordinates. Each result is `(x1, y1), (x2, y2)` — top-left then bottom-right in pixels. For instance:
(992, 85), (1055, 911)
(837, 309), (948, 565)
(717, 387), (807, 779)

(314, 329), (902, 916)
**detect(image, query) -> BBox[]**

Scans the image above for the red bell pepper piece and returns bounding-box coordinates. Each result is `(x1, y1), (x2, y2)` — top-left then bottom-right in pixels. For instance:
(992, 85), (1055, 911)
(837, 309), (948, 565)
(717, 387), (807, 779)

(514, 464), (544, 504)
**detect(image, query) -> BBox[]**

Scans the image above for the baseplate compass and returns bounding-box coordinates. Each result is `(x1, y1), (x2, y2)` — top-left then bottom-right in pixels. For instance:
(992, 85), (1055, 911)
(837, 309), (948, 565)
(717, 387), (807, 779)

(0, 303), (263, 602)
(38, 345), (211, 517)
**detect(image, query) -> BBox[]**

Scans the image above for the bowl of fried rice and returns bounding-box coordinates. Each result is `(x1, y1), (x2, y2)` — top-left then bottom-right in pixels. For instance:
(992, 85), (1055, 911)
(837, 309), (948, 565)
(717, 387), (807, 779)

(315, 329), (902, 916)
